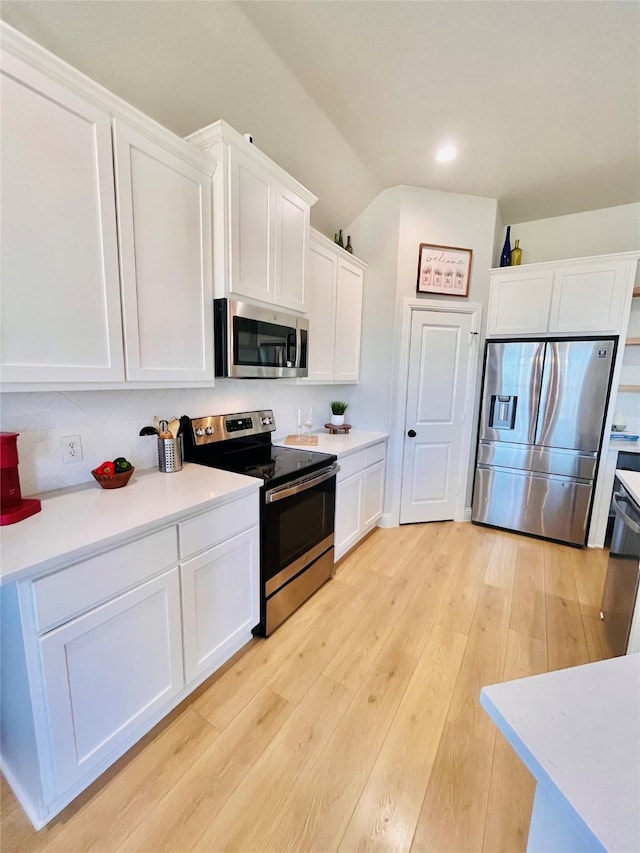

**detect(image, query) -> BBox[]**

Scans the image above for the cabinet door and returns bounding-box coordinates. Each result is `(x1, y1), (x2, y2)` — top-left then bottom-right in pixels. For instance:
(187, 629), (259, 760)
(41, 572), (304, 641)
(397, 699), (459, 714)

(487, 270), (554, 336)
(39, 568), (183, 795)
(304, 239), (337, 383)
(335, 473), (363, 561)
(0, 52), (124, 382)
(114, 121), (213, 381)
(549, 261), (630, 334)
(363, 459), (386, 532)
(181, 527), (259, 684)
(274, 187), (309, 312)
(228, 146), (273, 304)
(334, 259), (364, 382)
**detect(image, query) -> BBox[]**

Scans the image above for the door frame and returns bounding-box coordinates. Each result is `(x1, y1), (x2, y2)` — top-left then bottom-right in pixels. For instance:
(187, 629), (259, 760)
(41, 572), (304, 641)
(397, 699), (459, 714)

(389, 298), (483, 526)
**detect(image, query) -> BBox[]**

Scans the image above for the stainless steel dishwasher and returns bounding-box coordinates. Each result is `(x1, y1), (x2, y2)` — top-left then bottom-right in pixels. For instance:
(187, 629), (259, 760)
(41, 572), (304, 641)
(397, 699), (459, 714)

(600, 478), (640, 656)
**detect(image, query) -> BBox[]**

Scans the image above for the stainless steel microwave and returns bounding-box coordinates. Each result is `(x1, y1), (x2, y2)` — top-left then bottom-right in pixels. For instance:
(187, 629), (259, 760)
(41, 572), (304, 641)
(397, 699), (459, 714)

(214, 298), (309, 378)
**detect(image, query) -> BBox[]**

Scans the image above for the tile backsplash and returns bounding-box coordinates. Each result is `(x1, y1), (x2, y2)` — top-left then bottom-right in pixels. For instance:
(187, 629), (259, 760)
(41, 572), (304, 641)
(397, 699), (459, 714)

(1, 382), (354, 496)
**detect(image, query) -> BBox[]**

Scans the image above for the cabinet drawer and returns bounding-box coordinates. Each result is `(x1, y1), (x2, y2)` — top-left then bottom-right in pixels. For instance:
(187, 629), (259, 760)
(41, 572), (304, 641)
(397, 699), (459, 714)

(365, 442), (386, 467)
(31, 526), (178, 634)
(337, 450), (365, 482)
(179, 493), (259, 559)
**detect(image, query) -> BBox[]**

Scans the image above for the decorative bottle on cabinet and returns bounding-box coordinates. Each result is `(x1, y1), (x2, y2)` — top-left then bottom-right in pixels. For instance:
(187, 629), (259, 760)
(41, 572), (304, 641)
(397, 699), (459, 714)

(337, 229), (345, 249)
(510, 239), (523, 266)
(500, 226), (512, 267)
(345, 236), (353, 254)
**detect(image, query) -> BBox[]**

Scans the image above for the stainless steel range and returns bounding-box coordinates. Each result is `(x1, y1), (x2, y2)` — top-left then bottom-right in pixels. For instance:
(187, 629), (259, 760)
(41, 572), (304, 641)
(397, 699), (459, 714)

(180, 410), (338, 635)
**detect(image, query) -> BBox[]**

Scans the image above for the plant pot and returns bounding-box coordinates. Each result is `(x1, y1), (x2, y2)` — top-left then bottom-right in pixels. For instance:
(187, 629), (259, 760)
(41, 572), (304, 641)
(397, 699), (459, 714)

(331, 414), (345, 426)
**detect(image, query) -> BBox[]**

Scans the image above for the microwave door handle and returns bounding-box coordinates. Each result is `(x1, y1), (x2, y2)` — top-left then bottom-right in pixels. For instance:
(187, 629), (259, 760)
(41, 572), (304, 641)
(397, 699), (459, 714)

(295, 325), (302, 368)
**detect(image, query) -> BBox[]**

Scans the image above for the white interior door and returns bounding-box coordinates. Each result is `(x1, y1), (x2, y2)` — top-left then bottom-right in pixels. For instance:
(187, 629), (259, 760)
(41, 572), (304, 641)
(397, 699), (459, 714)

(400, 308), (474, 524)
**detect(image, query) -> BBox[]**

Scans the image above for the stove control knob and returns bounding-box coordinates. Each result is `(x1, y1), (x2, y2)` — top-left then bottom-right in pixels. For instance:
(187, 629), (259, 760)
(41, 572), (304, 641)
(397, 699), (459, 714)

(205, 426), (214, 435)
(195, 427), (205, 437)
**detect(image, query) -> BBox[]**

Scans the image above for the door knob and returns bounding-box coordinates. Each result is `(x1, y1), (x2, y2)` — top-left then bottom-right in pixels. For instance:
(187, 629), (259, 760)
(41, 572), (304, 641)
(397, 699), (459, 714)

(407, 429), (416, 438)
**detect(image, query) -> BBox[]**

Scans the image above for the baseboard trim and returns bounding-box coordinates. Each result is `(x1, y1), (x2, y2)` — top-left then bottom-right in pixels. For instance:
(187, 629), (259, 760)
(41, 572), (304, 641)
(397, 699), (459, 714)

(1, 759), (46, 830)
(377, 513), (396, 528)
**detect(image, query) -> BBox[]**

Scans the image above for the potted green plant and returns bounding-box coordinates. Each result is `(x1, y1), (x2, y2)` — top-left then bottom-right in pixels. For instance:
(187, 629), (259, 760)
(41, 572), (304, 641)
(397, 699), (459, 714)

(330, 401), (349, 427)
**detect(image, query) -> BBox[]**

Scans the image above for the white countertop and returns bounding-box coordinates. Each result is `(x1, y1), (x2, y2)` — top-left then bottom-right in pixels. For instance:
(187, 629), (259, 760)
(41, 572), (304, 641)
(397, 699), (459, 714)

(0, 464), (260, 586)
(617, 469), (640, 506)
(609, 435), (640, 454)
(275, 429), (388, 456)
(481, 654), (640, 853)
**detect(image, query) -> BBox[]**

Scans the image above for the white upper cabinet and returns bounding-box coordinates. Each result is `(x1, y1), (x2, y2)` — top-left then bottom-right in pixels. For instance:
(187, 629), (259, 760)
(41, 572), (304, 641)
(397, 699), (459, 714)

(487, 253), (639, 338)
(228, 145), (273, 304)
(187, 120), (316, 313)
(487, 269), (554, 336)
(548, 259), (633, 334)
(0, 51), (124, 383)
(303, 229), (366, 384)
(305, 238), (338, 382)
(0, 24), (215, 388)
(113, 120), (213, 381)
(274, 186), (309, 312)
(334, 257), (364, 382)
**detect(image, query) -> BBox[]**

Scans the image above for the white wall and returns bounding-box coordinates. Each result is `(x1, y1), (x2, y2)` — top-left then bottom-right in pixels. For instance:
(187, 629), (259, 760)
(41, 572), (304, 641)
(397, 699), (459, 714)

(507, 203), (640, 264)
(347, 185), (498, 523)
(0, 382), (356, 496)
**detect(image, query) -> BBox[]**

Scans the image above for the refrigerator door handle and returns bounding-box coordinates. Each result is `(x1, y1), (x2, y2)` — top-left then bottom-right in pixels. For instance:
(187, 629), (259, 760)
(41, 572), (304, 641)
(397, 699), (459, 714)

(526, 342), (546, 446)
(533, 340), (552, 446)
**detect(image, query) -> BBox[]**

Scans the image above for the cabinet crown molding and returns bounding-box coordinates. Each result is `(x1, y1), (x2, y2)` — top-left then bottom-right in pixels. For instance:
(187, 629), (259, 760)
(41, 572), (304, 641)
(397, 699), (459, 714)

(309, 227), (367, 269)
(489, 250), (640, 275)
(0, 21), (216, 175)
(187, 119), (317, 206)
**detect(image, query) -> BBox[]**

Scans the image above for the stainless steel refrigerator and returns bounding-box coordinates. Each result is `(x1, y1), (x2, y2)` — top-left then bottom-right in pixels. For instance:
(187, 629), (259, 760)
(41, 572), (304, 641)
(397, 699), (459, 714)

(471, 338), (617, 546)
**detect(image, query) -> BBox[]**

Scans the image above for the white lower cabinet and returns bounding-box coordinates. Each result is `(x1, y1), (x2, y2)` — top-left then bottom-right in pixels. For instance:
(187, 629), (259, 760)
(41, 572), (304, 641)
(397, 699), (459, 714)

(0, 490), (259, 828)
(39, 568), (184, 795)
(363, 460), (386, 531)
(335, 441), (387, 561)
(181, 527), (259, 683)
(335, 472), (364, 559)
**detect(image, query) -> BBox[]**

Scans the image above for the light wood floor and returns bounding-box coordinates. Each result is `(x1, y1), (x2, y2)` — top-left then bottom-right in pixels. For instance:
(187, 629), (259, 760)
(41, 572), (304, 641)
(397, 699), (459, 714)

(1, 521), (612, 853)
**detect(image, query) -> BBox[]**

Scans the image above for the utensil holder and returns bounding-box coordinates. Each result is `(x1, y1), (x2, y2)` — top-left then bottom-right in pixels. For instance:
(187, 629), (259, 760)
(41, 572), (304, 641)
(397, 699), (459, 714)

(158, 436), (182, 473)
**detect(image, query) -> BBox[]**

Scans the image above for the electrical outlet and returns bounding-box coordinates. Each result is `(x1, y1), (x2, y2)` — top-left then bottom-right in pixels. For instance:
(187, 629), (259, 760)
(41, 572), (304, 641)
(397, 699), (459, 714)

(61, 435), (83, 464)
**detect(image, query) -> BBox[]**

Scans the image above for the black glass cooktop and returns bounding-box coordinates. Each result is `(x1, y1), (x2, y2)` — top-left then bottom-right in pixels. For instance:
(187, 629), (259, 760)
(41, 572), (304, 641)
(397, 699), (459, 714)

(221, 445), (336, 486)
(184, 438), (336, 489)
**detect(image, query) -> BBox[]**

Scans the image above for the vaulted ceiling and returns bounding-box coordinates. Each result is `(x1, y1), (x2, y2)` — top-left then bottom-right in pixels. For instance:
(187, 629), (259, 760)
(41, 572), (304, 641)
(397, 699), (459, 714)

(2, 1), (638, 236)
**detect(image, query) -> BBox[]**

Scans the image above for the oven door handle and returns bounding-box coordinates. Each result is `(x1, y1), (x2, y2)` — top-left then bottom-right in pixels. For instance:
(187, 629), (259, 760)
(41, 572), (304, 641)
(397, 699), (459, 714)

(265, 463), (339, 503)
(612, 492), (640, 534)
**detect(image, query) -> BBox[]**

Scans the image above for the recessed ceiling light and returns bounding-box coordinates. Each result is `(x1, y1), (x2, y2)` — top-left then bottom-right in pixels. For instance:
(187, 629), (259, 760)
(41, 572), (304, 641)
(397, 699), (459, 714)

(436, 145), (457, 163)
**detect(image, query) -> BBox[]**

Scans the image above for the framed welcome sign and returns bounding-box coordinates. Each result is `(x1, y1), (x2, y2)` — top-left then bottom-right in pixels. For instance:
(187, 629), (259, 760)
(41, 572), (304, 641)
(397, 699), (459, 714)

(416, 243), (472, 297)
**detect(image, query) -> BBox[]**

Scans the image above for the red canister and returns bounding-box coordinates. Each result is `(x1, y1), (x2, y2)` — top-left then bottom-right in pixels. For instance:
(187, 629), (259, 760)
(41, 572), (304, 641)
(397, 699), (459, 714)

(0, 432), (41, 524)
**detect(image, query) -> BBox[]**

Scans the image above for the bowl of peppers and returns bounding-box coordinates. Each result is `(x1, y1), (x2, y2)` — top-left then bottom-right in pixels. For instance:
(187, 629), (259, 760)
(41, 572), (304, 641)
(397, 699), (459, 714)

(91, 457), (135, 489)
